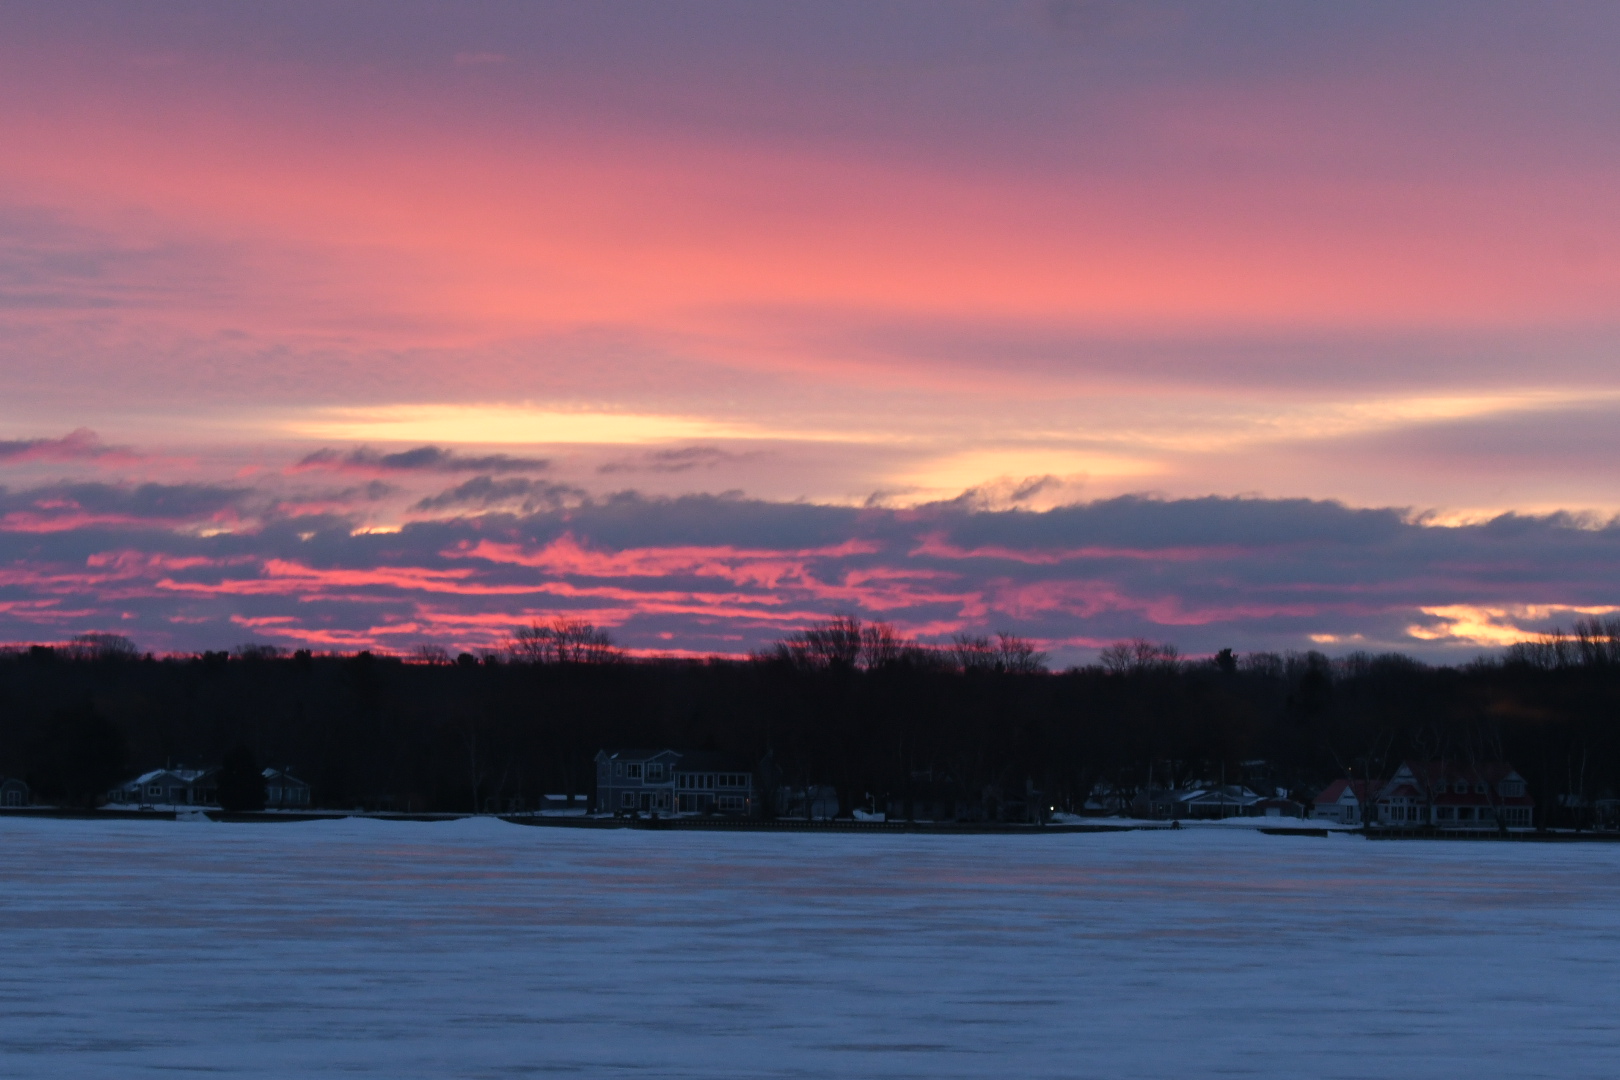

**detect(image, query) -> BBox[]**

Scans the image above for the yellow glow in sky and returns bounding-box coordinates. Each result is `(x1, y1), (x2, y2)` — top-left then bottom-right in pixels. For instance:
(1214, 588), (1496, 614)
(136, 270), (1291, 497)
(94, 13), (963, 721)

(285, 405), (763, 445)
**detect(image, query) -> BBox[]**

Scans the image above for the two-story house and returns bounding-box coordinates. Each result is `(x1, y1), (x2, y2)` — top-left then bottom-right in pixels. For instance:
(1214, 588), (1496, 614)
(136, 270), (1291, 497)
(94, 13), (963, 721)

(1375, 761), (1534, 828)
(595, 749), (756, 816)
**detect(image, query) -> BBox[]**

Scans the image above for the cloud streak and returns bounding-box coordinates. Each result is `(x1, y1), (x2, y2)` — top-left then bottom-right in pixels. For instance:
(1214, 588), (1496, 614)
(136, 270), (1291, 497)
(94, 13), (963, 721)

(0, 464), (1615, 662)
(295, 445), (551, 475)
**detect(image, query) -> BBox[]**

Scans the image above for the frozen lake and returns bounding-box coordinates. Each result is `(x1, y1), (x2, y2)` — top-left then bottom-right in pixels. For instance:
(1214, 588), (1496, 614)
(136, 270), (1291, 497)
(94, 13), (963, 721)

(2, 818), (1617, 1078)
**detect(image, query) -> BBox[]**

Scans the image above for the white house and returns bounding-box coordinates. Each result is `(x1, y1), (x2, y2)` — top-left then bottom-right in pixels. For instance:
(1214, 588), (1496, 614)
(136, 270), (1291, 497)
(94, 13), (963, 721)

(1312, 779), (1374, 824)
(1375, 761), (1534, 828)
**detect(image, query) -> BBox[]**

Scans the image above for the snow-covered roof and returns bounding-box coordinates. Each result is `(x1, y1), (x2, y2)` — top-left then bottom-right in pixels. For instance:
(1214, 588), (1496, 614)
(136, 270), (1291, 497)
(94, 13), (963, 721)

(121, 768), (213, 786)
(1313, 779), (1374, 805)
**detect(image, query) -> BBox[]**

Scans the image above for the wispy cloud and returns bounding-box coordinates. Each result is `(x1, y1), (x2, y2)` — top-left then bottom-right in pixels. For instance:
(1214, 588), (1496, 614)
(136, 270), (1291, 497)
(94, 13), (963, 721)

(411, 476), (586, 514)
(597, 446), (755, 475)
(295, 445), (551, 475)
(1, 471), (1616, 660)
(0, 428), (140, 465)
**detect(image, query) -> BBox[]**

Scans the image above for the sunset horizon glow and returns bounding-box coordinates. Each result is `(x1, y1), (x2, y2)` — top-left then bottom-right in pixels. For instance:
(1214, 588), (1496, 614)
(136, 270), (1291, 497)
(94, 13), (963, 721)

(4, 1), (1620, 662)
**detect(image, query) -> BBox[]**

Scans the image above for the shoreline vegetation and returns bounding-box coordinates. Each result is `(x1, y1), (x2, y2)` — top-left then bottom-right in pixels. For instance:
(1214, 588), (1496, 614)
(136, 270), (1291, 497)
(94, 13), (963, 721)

(3, 616), (1619, 826)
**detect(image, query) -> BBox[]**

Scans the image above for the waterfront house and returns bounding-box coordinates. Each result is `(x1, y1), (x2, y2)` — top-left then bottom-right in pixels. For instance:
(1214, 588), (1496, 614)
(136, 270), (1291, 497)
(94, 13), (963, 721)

(0, 777), (28, 807)
(109, 768), (219, 807)
(1311, 779), (1374, 824)
(262, 768), (311, 809)
(1374, 761), (1534, 828)
(595, 749), (757, 816)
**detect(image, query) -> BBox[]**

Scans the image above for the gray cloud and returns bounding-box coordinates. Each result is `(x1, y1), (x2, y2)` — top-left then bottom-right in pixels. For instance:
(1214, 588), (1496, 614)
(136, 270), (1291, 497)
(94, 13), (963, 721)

(0, 480), (249, 521)
(2, 487), (1618, 662)
(412, 476), (586, 513)
(0, 428), (133, 463)
(298, 445), (551, 474)
(597, 445), (753, 475)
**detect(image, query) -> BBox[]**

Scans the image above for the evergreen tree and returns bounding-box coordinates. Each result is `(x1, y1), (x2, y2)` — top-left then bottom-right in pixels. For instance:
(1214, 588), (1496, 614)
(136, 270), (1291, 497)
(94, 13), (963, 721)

(217, 745), (266, 812)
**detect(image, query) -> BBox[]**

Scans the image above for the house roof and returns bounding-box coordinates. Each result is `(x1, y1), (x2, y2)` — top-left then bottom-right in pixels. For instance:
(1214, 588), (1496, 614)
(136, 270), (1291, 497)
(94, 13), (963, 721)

(597, 748), (750, 770)
(261, 768), (307, 784)
(1180, 786), (1260, 805)
(123, 768), (213, 786)
(1313, 779), (1374, 805)
(1396, 760), (1524, 786)
(597, 748), (681, 763)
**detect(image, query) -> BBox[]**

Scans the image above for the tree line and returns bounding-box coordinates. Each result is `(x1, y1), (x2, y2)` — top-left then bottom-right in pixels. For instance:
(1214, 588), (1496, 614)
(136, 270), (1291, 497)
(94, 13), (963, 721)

(1, 616), (1618, 824)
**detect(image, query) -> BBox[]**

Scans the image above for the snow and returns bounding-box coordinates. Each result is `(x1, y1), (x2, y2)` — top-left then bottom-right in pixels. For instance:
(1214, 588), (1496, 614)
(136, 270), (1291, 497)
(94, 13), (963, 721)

(2, 818), (1618, 1078)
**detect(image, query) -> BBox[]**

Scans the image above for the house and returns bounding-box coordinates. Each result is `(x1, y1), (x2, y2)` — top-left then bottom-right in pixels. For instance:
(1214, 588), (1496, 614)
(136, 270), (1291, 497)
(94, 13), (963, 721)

(1253, 797), (1305, 818)
(109, 768), (219, 807)
(0, 777), (28, 807)
(262, 768), (311, 809)
(1178, 785), (1263, 819)
(1374, 761), (1534, 828)
(594, 749), (757, 816)
(1312, 779), (1375, 824)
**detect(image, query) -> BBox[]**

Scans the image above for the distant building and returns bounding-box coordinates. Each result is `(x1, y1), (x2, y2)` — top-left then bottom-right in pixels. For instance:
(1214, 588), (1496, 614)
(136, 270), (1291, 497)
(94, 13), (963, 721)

(1375, 761), (1534, 828)
(109, 768), (219, 807)
(1312, 779), (1375, 825)
(1133, 784), (1263, 819)
(1253, 797), (1306, 818)
(262, 768), (310, 809)
(0, 777), (29, 807)
(1313, 763), (1534, 828)
(595, 749), (757, 816)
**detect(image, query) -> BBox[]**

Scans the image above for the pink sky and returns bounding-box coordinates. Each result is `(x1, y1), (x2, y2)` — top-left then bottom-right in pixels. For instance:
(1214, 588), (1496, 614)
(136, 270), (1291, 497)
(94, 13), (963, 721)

(2, 2), (1619, 659)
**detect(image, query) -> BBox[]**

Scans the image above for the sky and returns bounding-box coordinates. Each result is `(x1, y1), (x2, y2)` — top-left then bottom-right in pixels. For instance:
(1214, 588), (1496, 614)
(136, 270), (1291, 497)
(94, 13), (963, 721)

(2, 0), (1619, 662)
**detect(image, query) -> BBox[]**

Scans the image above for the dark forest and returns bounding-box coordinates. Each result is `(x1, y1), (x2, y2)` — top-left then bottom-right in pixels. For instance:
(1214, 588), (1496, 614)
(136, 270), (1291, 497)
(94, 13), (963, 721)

(4, 617), (1619, 824)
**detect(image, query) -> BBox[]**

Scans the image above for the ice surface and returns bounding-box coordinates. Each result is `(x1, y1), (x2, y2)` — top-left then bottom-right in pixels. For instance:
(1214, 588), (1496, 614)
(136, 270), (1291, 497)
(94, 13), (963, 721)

(2, 818), (1618, 1079)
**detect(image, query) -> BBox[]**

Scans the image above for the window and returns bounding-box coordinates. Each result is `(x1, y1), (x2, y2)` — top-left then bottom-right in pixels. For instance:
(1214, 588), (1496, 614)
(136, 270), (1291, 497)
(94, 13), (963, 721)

(718, 795), (744, 812)
(615, 762), (624, 777)
(647, 763), (666, 782)
(1456, 781), (1468, 794)
(1476, 782), (1488, 795)
(1500, 780), (1523, 797)
(626, 763), (642, 779)
(621, 792), (635, 807)
(147, 784), (163, 797)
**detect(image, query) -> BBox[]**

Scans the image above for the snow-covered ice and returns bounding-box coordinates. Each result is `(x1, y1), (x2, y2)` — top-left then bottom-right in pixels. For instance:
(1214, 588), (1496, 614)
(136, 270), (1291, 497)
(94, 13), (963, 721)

(2, 818), (1618, 1078)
